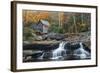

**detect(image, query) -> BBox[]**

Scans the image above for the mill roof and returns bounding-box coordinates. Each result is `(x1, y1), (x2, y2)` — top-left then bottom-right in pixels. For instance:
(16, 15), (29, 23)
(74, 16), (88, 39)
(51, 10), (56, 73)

(40, 20), (50, 26)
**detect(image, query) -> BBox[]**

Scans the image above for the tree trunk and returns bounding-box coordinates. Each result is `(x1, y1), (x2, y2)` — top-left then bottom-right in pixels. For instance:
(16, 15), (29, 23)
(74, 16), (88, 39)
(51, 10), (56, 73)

(58, 12), (64, 28)
(73, 15), (77, 33)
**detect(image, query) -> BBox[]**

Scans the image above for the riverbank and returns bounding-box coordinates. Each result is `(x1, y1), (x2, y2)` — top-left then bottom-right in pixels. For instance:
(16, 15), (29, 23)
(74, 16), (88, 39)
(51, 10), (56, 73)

(24, 32), (90, 49)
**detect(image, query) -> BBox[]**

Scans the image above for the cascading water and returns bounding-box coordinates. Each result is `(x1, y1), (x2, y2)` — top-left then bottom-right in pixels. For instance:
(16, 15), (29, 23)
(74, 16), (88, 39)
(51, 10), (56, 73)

(74, 42), (90, 59)
(51, 42), (67, 60)
(38, 53), (45, 60)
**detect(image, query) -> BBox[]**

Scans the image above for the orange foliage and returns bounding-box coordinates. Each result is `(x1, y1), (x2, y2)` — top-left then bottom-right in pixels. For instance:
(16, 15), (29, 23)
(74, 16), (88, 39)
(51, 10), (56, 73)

(23, 10), (49, 25)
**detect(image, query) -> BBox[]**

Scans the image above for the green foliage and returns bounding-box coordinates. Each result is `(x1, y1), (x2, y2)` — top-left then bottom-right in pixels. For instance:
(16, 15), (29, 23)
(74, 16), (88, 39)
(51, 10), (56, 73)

(23, 27), (36, 41)
(63, 13), (91, 33)
(49, 23), (64, 33)
(23, 27), (44, 42)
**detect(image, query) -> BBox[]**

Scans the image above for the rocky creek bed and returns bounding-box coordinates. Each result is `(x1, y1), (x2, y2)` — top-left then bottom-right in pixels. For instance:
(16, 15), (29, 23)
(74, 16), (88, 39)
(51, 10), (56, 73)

(23, 33), (91, 62)
(23, 42), (91, 62)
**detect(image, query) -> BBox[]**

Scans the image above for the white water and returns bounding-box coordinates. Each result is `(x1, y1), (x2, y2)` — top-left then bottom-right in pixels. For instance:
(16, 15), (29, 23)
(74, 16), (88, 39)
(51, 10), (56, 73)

(51, 42), (67, 60)
(38, 53), (45, 60)
(74, 42), (90, 59)
(37, 42), (90, 60)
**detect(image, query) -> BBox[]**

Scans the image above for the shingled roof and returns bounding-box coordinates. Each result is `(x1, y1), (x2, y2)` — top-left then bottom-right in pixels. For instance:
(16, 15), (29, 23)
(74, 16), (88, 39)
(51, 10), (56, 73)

(40, 20), (50, 26)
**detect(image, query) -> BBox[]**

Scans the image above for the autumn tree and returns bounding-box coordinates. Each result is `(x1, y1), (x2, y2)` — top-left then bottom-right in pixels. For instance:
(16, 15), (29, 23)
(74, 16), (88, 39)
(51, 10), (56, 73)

(23, 10), (49, 26)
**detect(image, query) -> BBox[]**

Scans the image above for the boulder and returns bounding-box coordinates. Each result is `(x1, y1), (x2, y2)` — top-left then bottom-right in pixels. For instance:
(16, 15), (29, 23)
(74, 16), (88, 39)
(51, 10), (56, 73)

(43, 33), (65, 40)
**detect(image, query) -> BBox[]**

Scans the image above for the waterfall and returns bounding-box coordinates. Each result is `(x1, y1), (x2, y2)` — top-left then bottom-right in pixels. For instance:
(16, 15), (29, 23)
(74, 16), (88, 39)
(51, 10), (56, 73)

(74, 42), (90, 59)
(37, 53), (45, 60)
(51, 42), (67, 60)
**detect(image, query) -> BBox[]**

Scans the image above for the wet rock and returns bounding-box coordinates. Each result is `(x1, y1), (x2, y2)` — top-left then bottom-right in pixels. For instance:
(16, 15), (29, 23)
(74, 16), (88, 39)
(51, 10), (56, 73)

(43, 33), (65, 40)
(23, 41), (91, 62)
(23, 43), (59, 50)
(24, 51), (43, 61)
(43, 52), (52, 59)
(31, 52), (43, 58)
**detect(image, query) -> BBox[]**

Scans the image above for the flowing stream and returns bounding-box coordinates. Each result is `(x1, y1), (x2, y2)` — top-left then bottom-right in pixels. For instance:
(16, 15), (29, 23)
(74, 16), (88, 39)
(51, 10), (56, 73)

(23, 42), (91, 62)
(74, 42), (90, 59)
(51, 42), (67, 60)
